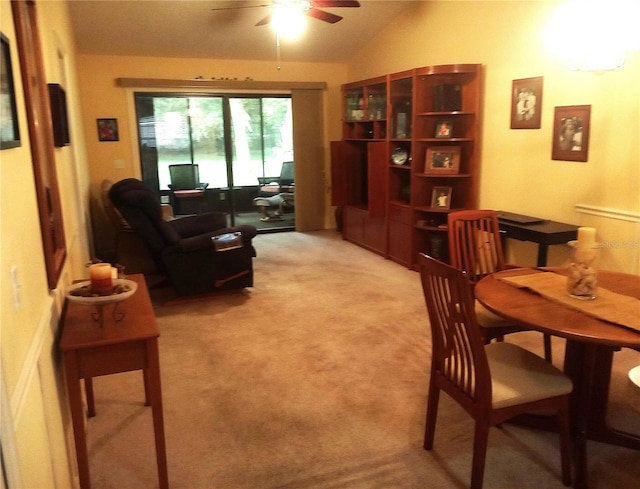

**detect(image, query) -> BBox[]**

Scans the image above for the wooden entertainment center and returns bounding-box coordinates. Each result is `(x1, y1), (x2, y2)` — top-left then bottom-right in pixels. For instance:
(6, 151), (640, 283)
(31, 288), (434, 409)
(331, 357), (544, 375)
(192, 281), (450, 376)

(331, 64), (482, 269)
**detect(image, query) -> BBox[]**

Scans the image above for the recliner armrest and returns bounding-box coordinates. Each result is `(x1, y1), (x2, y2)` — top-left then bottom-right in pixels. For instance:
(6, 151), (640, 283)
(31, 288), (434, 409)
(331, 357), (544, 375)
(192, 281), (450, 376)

(177, 225), (257, 253)
(169, 211), (228, 238)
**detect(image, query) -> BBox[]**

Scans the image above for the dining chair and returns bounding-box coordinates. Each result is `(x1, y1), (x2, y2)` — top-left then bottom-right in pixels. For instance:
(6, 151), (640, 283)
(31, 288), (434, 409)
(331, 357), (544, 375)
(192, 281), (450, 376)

(419, 254), (573, 489)
(448, 209), (553, 362)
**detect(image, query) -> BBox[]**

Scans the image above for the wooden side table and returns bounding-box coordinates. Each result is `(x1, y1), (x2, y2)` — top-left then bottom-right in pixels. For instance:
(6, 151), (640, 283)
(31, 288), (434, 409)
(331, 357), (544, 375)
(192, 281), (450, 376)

(59, 274), (168, 489)
(498, 216), (579, 267)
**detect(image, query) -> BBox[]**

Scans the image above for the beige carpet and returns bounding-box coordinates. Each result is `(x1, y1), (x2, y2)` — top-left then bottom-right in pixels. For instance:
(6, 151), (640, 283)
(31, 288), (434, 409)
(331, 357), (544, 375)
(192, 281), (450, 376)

(86, 230), (640, 489)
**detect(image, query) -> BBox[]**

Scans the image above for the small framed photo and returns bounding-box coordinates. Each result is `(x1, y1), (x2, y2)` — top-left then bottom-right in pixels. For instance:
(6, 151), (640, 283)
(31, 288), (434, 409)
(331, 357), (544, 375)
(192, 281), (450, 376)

(1, 33), (21, 149)
(434, 119), (453, 138)
(425, 146), (461, 175)
(511, 77), (543, 129)
(431, 186), (452, 209)
(97, 118), (119, 142)
(551, 105), (591, 162)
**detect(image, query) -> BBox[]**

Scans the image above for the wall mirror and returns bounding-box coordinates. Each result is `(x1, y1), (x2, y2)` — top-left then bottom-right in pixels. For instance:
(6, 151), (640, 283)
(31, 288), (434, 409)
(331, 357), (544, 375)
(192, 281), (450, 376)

(12, 0), (66, 288)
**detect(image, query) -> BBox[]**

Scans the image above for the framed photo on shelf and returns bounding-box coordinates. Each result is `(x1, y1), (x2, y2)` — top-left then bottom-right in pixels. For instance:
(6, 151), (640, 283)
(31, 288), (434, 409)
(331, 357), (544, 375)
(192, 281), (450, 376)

(97, 118), (119, 142)
(431, 186), (452, 209)
(1, 33), (21, 150)
(425, 146), (461, 175)
(435, 119), (453, 138)
(511, 76), (543, 129)
(551, 105), (591, 162)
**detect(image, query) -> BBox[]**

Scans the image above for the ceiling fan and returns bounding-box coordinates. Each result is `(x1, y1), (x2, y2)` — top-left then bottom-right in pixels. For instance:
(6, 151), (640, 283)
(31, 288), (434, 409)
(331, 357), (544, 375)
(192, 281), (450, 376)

(211, 1), (361, 27)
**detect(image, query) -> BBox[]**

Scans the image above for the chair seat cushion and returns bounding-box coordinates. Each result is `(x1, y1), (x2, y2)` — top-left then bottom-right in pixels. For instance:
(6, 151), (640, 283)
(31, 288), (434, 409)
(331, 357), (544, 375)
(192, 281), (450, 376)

(475, 300), (514, 328)
(487, 342), (573, 409)
(253, 193), (295, 207)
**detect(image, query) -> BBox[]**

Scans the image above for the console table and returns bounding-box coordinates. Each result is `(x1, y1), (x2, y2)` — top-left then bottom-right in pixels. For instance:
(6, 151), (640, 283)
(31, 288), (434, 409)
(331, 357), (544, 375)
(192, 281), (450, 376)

(498, 215), (579, 266)
(59, 274), (168, 489)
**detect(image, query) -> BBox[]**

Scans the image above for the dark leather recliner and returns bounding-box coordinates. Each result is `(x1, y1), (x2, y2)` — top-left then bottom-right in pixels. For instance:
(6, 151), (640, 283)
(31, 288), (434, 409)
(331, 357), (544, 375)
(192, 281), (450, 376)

(108, 178), (257, 296)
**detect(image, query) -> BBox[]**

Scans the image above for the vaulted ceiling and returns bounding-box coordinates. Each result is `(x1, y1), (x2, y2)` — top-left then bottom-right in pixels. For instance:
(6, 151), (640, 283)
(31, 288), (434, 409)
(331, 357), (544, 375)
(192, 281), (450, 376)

(68, 1), (417, 63)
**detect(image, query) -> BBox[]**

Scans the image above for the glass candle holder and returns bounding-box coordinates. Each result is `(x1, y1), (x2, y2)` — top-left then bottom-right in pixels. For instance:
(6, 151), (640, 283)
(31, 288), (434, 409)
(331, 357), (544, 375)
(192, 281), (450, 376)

(566, 243), (599, 300)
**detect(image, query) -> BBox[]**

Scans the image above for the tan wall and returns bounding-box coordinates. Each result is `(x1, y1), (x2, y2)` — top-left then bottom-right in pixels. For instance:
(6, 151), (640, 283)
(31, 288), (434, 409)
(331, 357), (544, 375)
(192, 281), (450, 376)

(347, 0), (640, 272)
(1, 0), (91, 487)
(2, 2), (639, 487)
(75, 54), (348, 239)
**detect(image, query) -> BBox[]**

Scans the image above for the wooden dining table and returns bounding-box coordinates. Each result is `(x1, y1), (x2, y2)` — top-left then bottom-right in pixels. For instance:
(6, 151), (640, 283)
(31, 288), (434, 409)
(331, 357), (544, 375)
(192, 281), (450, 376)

(475, 267), (640, 489)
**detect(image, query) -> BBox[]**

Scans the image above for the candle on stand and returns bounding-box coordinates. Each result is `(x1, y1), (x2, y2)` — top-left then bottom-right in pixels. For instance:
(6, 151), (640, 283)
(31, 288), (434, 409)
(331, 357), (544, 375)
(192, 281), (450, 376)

(568, 227), (599, 299)
(89, 263), (113, 295)
(577, 227), (596, 248)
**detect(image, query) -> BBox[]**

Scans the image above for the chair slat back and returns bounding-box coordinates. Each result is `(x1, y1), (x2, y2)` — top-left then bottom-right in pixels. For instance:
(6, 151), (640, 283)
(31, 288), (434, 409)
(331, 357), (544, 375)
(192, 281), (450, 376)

(279, 161), (294, 186)
(169, 164), (200, 190)
(419, 254), (491, 404)
(448, 210), (506, 285)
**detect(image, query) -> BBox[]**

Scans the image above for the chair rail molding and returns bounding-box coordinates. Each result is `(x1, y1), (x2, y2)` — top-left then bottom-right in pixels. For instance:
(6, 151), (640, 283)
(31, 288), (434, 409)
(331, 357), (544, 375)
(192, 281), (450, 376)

(575, 204), (640, 223)
(576, 203), (640, 274)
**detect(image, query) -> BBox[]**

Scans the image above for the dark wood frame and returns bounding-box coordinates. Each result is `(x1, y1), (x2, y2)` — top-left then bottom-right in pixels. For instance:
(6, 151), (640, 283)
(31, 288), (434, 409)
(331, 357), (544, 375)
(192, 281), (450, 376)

(510, 76), (543, 129)
(431, 186), (452, 209)
(552, 105), (591, 162)
(434, 119), (453, 138)
(1, 32), (21, 149)
(97, 118), (119, 141)
(12, 0), (66, 289)
(425, 146), (460, 175)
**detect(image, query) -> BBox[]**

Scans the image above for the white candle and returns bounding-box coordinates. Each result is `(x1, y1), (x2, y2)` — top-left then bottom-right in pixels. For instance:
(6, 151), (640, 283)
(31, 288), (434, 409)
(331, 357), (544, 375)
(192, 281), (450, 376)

(577, 227), (596, 248)
(89, 263), (113, 295)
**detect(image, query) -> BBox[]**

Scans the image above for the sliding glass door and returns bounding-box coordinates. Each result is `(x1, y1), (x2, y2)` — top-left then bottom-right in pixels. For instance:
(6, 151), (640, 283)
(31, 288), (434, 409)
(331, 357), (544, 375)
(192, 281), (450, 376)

(134, 93), (293, 229)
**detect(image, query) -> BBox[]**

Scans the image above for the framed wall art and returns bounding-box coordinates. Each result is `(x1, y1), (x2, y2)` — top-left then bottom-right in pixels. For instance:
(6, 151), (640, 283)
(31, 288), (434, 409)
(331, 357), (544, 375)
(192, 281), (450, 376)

(425, 146), (460, 175)
(431, 186), (452, 209)
(97, 118), (119, 141)
(510, 76), (543, 129)
(12, 0), (67, 288)
(48, 83), (70, 147)
(434, 119), (453, 138)
(1, 32), (21, 149)
(551, 105), (591, 162)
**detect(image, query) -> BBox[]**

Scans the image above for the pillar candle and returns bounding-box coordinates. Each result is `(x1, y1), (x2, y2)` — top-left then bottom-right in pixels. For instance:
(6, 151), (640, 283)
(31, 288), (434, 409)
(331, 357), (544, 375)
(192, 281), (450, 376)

(577, 227), (596, 248)
(89, 263), (113, 295)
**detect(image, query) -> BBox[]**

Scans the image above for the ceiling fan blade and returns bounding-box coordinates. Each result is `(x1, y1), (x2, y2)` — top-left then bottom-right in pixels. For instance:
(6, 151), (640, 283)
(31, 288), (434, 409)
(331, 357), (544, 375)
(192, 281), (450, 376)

(211, 4), (271, 11)
(307, 8), (343, 24)
(255, 14), (273, 26)
(312, 1), (361, 8)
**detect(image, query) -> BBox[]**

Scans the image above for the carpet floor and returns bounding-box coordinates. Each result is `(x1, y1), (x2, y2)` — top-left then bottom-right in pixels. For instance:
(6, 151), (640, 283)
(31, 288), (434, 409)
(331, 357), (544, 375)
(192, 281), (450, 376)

(86, 230), (640, 489)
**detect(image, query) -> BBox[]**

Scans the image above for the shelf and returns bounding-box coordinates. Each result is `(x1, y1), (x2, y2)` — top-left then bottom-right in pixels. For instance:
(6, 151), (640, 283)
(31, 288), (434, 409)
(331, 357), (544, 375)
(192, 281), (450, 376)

(345, 118), (387, 123)
(415, 173), (472, 179)
(345, 138), (386, 142)
(415, 138), (473, 143)
(415, 224), (448, 232)
(415, 205), (465, 213)
(334, 63), (481, 269)
(416, 111), (474, 117)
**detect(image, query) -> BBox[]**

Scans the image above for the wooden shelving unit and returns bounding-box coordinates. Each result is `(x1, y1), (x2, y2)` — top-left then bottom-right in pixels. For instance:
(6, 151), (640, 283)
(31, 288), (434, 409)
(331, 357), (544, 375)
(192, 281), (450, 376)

(332, 64), (482, 267)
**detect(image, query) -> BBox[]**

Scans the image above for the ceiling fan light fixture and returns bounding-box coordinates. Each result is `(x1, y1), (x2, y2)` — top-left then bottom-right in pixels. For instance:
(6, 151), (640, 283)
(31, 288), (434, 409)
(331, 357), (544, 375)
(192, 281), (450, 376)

(272, 1), (308, 40)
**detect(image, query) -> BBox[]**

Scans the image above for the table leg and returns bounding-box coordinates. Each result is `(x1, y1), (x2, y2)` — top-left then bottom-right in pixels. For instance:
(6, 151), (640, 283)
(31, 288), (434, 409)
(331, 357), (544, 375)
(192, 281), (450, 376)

(85, 378), (96, 418)
(586, 347), (640, 450)
(146, 338), (169, 489)
(64, 353), (92, 489)
(564, 341), (598, 489)
(536, 244), (549, 267)
(143, 368), (151, 407)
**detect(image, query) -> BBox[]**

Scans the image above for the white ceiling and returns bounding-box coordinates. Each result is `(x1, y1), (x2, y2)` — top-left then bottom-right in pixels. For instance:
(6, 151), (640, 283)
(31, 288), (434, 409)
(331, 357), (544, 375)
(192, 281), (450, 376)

(68, 1), (418, 63)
